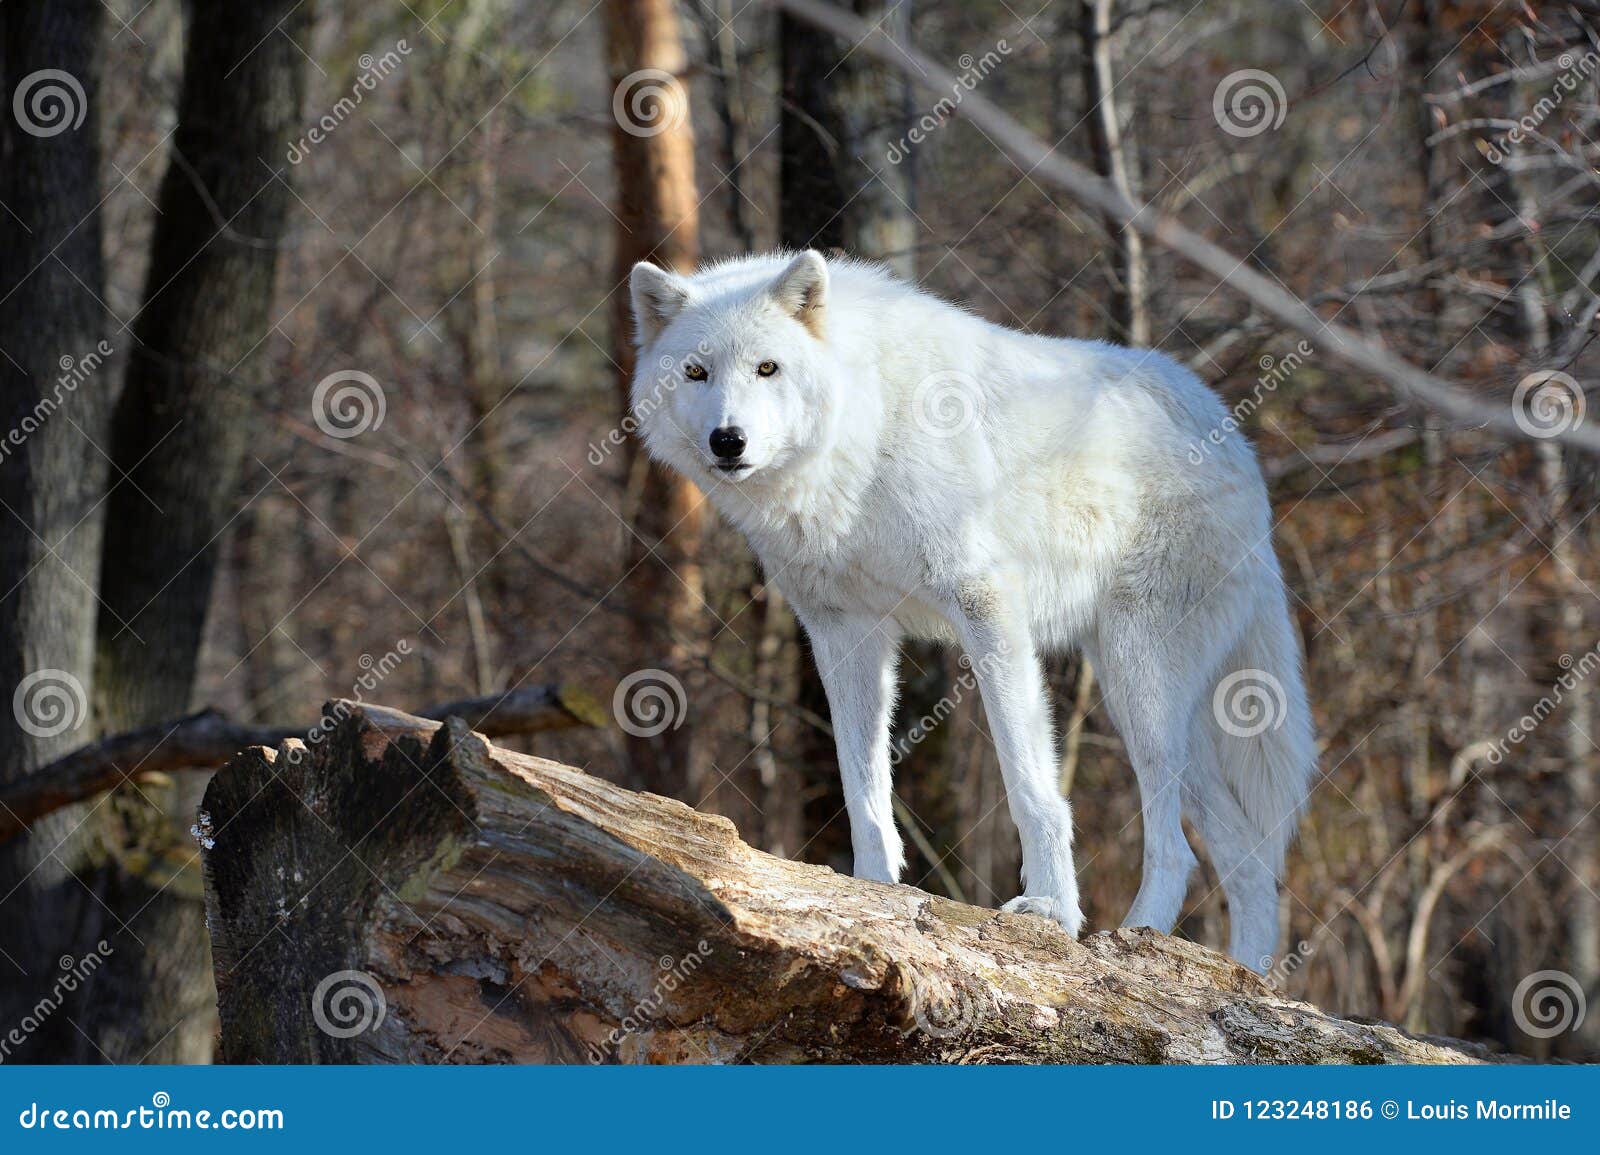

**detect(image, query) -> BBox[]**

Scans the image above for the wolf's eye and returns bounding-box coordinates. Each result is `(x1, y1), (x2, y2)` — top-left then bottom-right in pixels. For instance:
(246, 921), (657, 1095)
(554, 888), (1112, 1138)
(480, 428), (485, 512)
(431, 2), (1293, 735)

(756, 360), (779, 377)
(684, 363), (708, 381)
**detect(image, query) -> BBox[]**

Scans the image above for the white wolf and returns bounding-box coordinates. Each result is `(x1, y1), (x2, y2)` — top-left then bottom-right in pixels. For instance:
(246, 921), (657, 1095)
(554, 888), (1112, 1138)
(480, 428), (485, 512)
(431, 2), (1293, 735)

(627, 250), (1314, 969)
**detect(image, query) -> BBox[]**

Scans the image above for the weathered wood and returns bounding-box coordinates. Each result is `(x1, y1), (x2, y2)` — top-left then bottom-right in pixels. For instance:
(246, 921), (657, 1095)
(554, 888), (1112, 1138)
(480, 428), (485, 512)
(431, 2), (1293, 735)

(200, 701), (1513, 1064)
(0, 684), (605, 843)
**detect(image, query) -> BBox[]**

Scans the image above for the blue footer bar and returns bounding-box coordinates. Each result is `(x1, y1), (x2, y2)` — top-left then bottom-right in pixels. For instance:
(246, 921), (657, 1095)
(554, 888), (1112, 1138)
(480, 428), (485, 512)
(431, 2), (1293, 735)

(1, 1064), (1594, 1151)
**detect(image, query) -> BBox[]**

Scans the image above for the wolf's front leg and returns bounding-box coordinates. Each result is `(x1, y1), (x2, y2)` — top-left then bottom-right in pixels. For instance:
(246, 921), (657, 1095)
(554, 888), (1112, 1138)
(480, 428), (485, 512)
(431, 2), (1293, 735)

(950, 583), (1083, 937)
(801, 612), (904, 883)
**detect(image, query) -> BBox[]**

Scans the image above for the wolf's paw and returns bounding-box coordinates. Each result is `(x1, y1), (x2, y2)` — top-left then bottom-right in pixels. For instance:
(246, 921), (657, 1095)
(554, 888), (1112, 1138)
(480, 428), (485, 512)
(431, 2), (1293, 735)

(1001, 895), (1084, 938)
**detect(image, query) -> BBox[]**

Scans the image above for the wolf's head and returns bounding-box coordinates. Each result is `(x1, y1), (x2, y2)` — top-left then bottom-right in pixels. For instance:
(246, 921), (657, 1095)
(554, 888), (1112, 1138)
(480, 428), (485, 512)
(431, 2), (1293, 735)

(626, 251), (841, 486)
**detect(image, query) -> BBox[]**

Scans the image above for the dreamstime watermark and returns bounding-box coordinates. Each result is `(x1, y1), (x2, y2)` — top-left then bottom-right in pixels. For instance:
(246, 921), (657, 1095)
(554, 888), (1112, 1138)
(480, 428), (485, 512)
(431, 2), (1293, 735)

(277, 640), (414, 770)
(1212, 69), (1288, 138)
(1212, 668), (1289, 738)
(613, 668), (687, 738)
(909, 369), (984, 440)
(1188, 340), (1313, 464)
(891, 648), (1007, 766)
(1511, 369), (1585, 439)
(1483, 50), (1600, 164)
(312, 369), (387, 439)
(16, 1092), (283, 1131)
(0, 941), (114, 1063)
(898, 966), (990, 1040)
(1511, 969), (1586, 1039)
(1484, 641), (1600, 765)
(590, 353), (681, 466)
(885, 40), (1011, 165)
(613, 68), (689, 139)
(311, 969), (387, 1038)
(287, 40), (412, 164)
(12, 668), (89, 739)
(0, 340), (113, 467)
(590, 336), (722, 466)
(585, 940), (713, 1061)
(12, 69), (87, 137)
(1260, 939), (1314, 991)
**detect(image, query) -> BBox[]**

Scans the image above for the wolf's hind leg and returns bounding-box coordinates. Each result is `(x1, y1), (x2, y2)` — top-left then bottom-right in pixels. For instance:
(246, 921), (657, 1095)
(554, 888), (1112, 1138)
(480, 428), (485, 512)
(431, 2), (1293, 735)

(1091, 629), (1200, 935)
(1184, 726), (1280, 971)
(802, 613), (905, 883)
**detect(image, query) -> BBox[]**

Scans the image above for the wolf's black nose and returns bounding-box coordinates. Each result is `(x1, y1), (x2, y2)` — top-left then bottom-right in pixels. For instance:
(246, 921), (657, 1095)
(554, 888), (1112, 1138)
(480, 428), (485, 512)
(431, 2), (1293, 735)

(709, 426), (747, 459)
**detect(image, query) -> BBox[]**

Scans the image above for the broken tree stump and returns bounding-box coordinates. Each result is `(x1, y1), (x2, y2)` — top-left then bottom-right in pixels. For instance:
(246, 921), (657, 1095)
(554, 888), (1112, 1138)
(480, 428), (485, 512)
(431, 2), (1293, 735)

(0, 682), (606, 843)
(200, 701), (1511, 1064)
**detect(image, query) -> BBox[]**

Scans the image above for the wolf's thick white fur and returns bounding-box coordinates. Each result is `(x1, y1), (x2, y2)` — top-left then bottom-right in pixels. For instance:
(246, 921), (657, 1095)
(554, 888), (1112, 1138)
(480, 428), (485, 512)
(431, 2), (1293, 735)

(627, 250), (1314, 968)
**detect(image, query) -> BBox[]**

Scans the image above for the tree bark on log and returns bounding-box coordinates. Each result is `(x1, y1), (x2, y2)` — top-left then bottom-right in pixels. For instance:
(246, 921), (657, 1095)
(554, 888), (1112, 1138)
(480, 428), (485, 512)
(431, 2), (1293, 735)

(199, 702), (1513, 1064)
(0, 684), (606, 844)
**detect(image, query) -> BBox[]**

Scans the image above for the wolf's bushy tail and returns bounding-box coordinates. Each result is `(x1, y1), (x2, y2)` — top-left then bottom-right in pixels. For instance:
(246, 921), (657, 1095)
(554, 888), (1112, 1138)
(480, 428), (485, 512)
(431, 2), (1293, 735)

(1204, 595), (1316, 873)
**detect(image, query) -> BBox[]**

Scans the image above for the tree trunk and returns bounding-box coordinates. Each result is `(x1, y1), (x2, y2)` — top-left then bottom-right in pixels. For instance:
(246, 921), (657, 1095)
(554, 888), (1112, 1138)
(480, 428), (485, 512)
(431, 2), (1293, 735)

(1076, 0), (1148, 346)
(779, 0), (924, 875)
(605, 0), (707, 801)
(96, 0), (309, 730)
(84, 0), (312, 1063)
(778, 8), (848, 253)
(774, 0), (1566, 449)
(0, 682), (606, 843)
(201, 702), (1515, 1064)
(0, 0), (114, 1064)
(1507, 50), (1597, 1052)
(775, 12), (841, 865)
(694, 0), (755, 253)
(1400, 0), (1443, 1035)
(778, 0), (918, 269)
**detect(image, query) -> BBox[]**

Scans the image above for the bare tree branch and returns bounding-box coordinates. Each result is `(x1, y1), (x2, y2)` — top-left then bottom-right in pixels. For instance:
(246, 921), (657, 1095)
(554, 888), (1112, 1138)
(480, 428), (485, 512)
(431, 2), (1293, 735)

(771, 0), (1600, 453)
(0, 684), (607, 844)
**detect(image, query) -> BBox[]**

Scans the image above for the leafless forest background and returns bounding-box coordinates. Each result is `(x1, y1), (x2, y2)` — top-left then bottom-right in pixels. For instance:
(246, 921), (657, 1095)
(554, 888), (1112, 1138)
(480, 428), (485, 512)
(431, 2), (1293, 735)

(2, 0), (1598, 1063)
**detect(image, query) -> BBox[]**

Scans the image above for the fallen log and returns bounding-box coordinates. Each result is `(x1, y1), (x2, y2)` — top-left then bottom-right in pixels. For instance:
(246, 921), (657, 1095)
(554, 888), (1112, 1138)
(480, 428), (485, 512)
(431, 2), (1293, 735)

(0, 683), (605, 843)
(199, 701), (1513, 1064)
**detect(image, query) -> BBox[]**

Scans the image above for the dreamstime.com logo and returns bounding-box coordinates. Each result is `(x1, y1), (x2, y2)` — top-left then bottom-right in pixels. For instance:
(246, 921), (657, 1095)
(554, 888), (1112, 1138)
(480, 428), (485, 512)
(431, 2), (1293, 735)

(1188, 339), (1313, 464)
(891, 647), (1008, 766)
(313, 369), (386, 438)
(1213, 69), (1287, 138)
(12, 69), (87, 137)
(311, 969), (387, 1038)
(899, 967), (990, 1040)
(17, 1092), (284, 1131)
(294, 641), (414, 756)
(884, 40), (1011, 165)
(613, 668), (687, 738)
(613, 68), (688, 138)
(585, 940), (713, 1062)
(1484, 642), (1600, 766)
(0, 941), (115, 1063)
(1212, 667), (1289, 738)
(910, 370), (984, 439)
(1512, 369), (1585, 439)
(1511, 969), (1586, 1039)
(1482, 50), (1599, 164)
(287, 39), (412, 164)
(592, 353), (684, 466)
(12, 668), (89, 739)
(0, 339), (113, 467)
(1260, 939), (1315, 991)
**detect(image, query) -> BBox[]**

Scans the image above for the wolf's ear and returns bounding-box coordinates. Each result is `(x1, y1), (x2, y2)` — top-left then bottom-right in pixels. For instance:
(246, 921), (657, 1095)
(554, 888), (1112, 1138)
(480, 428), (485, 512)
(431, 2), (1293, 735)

(630, 262), (692, 344)
(768, 250), (828, 337)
